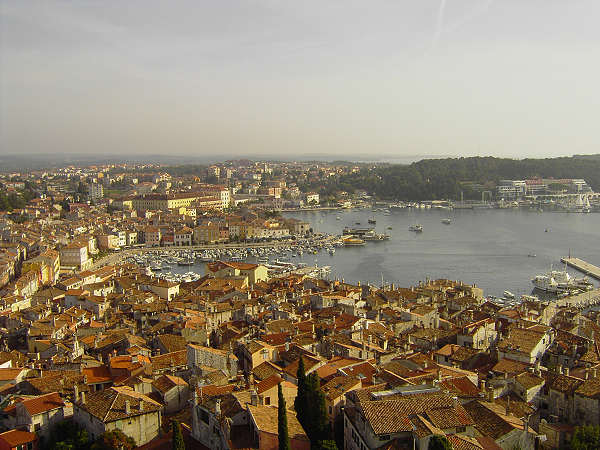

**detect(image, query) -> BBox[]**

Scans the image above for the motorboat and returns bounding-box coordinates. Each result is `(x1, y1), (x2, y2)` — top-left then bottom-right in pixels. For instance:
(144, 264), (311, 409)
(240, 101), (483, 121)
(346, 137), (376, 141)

(441, 218), (452, 225)
(409, 225), (423, 232)
(503, 291), (515, 299)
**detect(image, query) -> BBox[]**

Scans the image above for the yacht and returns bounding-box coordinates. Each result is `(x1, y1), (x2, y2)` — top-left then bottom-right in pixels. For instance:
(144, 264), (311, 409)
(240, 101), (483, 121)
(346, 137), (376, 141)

(409, 225), (423, 232)
(531, 269), (594, 294)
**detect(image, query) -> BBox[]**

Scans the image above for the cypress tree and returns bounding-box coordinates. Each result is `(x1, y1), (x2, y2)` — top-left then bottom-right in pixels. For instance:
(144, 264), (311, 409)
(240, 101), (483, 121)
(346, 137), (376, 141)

(172, 419), (185, 450)
(305, 372), (330, 444)
(278, 383), (291, 450)
(294, 357), (308, 427)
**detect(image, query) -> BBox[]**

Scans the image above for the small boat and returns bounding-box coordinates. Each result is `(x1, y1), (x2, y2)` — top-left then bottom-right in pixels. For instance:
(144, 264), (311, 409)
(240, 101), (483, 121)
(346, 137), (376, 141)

(441, 218), (452, 225)
(409, 225), (423, 232)
(528, 253), (536, 258)
(336, 216), (341, 220)
(355, 222), (361, 225)
(368, 217), (376, 224)
(387, 226), (393, 230)
(503, 291), (515, 299)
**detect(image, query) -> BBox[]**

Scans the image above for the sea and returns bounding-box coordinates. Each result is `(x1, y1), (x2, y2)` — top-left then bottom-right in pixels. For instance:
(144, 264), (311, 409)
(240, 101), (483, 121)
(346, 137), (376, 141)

(162, 208), (600, 299)
(281, 208), (600, 299)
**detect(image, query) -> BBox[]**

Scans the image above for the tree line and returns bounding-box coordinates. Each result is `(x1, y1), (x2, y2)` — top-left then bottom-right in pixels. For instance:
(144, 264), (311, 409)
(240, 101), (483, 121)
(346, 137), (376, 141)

(301, 155), (600, 201)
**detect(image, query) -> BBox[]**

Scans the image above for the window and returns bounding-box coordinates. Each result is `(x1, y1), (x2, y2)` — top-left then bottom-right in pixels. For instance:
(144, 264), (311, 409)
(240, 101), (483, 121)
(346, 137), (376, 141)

(265, 397), (270, 405)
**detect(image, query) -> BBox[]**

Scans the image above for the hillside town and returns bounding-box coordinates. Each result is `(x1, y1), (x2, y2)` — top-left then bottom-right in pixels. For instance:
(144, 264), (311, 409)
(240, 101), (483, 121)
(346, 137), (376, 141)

(0, 161), (600, 449)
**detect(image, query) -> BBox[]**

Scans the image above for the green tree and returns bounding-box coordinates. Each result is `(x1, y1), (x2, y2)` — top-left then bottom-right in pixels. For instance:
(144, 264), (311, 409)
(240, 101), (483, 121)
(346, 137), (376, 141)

(172, 419), (185, 450)
(91, 430), (136, 450)
(294, 357), (308, 428)
(43, 420), (89, 450)
(314, 440), (338, 450)
(278, 383), (291, 450)
(428, 435), (452, 450)
(569, 425), (600, 450)
(305, 372), (330, 444)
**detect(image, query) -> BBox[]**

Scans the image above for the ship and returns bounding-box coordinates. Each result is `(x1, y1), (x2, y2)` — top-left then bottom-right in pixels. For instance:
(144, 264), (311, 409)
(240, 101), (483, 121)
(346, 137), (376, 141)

(343, 227), (375, 236)
(531, 269), (594, 294)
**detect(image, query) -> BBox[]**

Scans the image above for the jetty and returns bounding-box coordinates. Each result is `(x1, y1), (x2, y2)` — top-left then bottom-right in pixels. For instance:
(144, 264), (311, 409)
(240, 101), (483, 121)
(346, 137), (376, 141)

(561, 257), (600, 281)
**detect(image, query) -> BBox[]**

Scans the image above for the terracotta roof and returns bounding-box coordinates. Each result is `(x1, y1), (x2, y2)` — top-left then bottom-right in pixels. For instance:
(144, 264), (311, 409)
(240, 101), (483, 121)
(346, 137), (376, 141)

(22, 392), (65, 416)
(247, 405), (309, 441)
(76, 386), (162, 422)
(255, 374), (284, 395)
(152, 374), (187, 394)
(83, 365), (113, 384)
(150, 350), (187, 371)
(360, 393), (473, 435)
(0, 429), (37, 446)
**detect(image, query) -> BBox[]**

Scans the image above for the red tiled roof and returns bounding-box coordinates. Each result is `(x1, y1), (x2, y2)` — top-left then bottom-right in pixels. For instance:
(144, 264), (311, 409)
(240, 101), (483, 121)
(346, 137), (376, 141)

(0, 429), (37, 446)
(22, 392), (65, 416)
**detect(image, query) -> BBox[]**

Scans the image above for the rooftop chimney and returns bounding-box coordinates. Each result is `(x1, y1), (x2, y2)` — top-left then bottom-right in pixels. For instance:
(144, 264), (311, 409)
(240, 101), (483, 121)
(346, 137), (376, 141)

(250, 389), (258, 406)
(215, 399), (221, 416)
(80, 391), (86, 404)
(125, 400), (131, 415)
(564, 367), (570, 376)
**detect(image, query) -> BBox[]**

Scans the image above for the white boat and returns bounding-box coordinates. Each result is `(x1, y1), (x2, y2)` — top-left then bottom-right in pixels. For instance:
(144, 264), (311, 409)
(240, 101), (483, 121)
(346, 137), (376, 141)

(531, 269), (594, 294)
(441, 218), (452, 225)
(409, 225), (423, 232)
(503, 291), (515, 299)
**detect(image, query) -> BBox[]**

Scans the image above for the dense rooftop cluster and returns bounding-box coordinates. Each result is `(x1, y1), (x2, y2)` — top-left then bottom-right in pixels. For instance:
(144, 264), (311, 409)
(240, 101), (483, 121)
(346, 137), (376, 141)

(0, 161), (599, 449)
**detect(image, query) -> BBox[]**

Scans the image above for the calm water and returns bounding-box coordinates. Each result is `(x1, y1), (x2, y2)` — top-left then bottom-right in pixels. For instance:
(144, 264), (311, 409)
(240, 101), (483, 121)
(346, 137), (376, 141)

(281, 208), (600, 298)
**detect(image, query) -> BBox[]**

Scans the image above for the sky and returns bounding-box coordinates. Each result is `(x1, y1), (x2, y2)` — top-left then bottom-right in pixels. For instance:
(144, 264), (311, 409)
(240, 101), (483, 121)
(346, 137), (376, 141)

(1, 0), (599, 161)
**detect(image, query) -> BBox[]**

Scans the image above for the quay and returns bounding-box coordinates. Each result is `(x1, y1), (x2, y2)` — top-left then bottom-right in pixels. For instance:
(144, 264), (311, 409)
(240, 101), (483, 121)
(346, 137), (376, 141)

(561, 257), (600, 281)
(555, 288), (600, 308)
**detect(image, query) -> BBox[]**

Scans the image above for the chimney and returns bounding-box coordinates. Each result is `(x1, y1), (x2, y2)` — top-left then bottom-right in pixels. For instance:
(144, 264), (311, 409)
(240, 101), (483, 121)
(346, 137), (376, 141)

(215, 399), (221, 416)
(487, 388), (494, 402)
(74, 385), (79, 401)
(585, 368), (589, 380)
(593, 368), (598, 379)
(251, 389), (258, 406)
(80, 391), (86, 404)
(564, 367), (570, 376)
(125, 400), (131, 415)
(558, 365), (563, 375)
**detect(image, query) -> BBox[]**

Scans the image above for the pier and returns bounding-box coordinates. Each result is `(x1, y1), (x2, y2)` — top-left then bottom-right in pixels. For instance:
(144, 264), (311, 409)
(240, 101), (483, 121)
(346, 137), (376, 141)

(561, 257), (600, 281)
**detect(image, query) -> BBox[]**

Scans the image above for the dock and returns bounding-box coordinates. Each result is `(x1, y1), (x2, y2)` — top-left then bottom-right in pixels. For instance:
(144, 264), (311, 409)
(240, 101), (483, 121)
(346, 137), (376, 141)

(561, 257), (600, 280)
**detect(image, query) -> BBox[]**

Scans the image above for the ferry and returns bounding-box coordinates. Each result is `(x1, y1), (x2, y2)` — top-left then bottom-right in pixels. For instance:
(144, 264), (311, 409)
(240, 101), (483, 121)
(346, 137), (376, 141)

(409, 225), (423, 232)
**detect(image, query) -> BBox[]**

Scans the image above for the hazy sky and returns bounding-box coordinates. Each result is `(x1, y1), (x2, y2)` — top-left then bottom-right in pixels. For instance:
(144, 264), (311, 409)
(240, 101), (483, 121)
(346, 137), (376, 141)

(1, 1), (599, 160)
